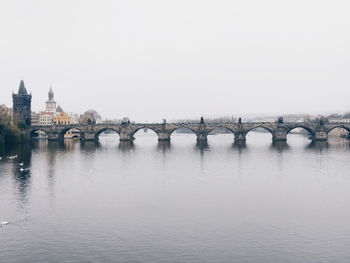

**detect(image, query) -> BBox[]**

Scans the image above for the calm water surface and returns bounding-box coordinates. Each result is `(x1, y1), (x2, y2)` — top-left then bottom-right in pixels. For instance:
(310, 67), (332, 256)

(1, 132), (350, 263)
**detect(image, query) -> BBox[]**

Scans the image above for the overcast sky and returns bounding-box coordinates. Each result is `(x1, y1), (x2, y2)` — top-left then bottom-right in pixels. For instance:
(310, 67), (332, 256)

(1, 0), (349, 122)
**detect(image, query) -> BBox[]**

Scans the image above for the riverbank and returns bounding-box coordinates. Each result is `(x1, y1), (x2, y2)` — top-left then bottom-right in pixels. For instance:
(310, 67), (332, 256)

(0, 123), (30, 146)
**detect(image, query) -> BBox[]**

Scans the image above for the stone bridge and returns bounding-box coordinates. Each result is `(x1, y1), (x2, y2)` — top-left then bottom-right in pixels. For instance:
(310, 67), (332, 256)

(29, 121), (350, 143)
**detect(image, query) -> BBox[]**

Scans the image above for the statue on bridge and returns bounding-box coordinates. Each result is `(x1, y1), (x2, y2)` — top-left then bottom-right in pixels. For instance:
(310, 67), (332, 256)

(238, 117), (242, 124)
(316, 117), (327, 126)
(121, 119), (131, 125)
(200, 116), (205, 125)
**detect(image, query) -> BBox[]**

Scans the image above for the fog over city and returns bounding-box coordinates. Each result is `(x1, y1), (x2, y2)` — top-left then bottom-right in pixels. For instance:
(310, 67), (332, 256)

(1, 0), (349, 122)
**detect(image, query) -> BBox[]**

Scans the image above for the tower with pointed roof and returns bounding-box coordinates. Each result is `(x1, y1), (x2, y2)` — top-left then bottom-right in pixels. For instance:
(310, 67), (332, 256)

(45, 86), (57, 113)
(12, 80), (32, 126)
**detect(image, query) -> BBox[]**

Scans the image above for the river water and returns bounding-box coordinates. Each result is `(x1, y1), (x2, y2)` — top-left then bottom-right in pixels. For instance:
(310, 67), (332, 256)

(1, 132), (350, 263)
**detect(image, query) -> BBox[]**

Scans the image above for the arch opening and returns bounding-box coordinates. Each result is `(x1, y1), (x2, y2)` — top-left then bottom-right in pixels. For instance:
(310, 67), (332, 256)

(170, 127), (197, 143)
(287, 126), (314, 136)
(95, 128), (120, 146)
(286, 126), (314, 145)
(287, 126), (314, 138)
(59, 127), (84, 141)
(30, 129), (48, 139)
(245, 126), (274, 140)
(96, 128), (119, 138)
(327, 126), (350, 139)
(131, 127), (158, 140)
(132, 127), (158, 144)
(170, 127), (196, 136)
(208, 126), (234, 142)
(208, 126), (234, 135)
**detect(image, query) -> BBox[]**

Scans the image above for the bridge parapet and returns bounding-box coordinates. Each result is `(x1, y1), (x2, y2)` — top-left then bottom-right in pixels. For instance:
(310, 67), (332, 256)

(29, 122), (350, 143)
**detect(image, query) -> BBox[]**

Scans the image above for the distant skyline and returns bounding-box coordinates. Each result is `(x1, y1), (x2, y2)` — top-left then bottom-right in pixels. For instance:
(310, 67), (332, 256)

(1, 0), (350, 122)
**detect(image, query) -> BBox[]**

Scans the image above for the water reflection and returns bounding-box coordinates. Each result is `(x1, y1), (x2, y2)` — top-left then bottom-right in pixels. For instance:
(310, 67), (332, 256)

(47, 143), (58, 203)
(232, 141), (247, 151)
(118, 141), (134, 152)
(31, 140), (59, 203)
(270, 141), (290, 152)
(157, 141), (171, 153)
(8, 144), (33, 209)
(327, 137), (350, 151)
(195, 141), (209, 155)
(306, 141), (329, 152)
(2, 134), (350, 262)
(80, 140), (100, 152)
(56, 139), (75, 151)
(31, 138), (49, 150)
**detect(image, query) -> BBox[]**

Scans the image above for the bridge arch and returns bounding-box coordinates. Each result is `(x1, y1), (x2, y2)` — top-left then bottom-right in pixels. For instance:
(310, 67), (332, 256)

(168, 126), (198, 142)
(58, 127), (85, 141)
(243, 126), (275, 142)
(95, 128), (120, 141)
(30, 128), (49, 139)
(326, 125), (350, 135)
(208, 126), (235, 135)
(286, 125), (315, 137)
(131, 126), (159, 142)
(245, 126), (274, 137)
(169, 126), (197, 136)
(130, 126), (159, 137)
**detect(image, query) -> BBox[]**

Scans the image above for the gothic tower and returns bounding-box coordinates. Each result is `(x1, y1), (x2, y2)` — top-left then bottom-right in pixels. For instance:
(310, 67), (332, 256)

(45, 86), (56, 112)
(12, 80), (32, 126)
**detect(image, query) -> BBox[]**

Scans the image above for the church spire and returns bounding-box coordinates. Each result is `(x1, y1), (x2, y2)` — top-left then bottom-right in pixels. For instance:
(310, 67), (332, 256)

(18, 80), (28, 95)
(48, 85), (54, 101)
(45, 85), (57, 112)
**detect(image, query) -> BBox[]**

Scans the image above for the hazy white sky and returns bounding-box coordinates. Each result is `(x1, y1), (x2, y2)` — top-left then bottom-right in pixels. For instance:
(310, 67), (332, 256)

(1, 0), (349, 121)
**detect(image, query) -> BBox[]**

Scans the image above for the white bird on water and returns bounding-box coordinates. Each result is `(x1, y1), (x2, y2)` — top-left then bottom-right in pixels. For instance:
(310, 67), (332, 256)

(8, 155), (17, 159)
(19, 162), (24, 166)
(20, 168), (30, 172)
(0, 219), (9, 226)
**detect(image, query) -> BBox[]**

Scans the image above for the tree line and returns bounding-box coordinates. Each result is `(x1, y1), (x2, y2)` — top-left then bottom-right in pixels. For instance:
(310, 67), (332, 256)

(0, 111), (30, 145)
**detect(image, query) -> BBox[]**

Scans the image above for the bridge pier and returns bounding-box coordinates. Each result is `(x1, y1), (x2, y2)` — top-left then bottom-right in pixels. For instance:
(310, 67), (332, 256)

(82, 132), (96, 141)
(47, 132), (59, 141)
(119, 132), (133, 142)
(158, 132), (171, 141)
(312, 131), (328, 141)
(272, 131), (287, 142)
(234, 132), (246, 143)
(196, 132), (208, 143)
